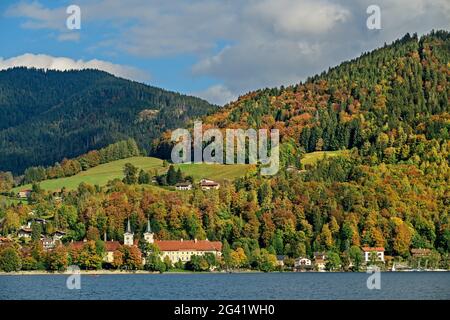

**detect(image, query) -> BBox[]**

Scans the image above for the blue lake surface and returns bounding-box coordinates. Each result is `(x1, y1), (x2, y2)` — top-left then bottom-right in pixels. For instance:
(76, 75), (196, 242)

(0, 272), (449, 300)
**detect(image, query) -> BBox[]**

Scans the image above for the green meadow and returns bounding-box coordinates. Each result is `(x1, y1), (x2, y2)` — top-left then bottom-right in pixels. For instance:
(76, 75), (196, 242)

(14, 157), (252, 192)
(12, 151), (344, 192)
(300, 150), (347, 166)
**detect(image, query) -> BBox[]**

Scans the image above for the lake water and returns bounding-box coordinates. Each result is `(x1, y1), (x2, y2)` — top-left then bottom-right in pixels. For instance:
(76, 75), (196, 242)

(0, 272), (449, 300)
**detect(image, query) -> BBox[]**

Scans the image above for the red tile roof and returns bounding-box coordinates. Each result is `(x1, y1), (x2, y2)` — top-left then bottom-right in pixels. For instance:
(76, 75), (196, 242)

(155, 240), (222, 252)
(362, 247), (385, 252)
(105, 241), (122, 252)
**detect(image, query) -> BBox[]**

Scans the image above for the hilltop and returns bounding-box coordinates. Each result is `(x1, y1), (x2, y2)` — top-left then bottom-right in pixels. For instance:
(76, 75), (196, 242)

(154, 31), (449, 167)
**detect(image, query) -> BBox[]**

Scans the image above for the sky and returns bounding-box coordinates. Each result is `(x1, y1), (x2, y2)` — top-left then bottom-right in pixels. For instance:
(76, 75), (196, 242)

(0, 0), (449, 105)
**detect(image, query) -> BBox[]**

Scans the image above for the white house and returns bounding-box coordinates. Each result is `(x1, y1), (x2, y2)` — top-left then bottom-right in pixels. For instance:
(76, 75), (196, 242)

(313, 252), (327, 271)
(18, 227), (32, 238)
(200, 179), (220, 190)
(41, 237), (56, 250)
(17, 189), (31, 198)
(362, 247), (385, 262)
(295, 257), (312, 267)
(175, 182), (192, 191)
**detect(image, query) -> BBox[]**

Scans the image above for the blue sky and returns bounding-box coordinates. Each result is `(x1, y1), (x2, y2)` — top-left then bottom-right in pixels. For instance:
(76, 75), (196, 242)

(1, 0), (449, 105)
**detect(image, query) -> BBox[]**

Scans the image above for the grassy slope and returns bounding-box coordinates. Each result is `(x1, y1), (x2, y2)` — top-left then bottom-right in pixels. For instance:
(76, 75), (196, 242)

(0, 195), (28, 205)
(14, 157), (163, 192)
(13, 151), (344, 192)
(300, 150), (347, 166)
(175, 163), (253, 181)
(14, 157), (251, 192)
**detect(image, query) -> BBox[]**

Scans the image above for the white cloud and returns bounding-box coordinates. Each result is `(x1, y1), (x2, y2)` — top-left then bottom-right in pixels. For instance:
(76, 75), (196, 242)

(194, 84), (238, 106)
(5, 1), (79, 42)
(5, 0), (450, 101)
(247, 0), (350, 34)
(0, 54), (149, 82)
(5, 1), (66, 30)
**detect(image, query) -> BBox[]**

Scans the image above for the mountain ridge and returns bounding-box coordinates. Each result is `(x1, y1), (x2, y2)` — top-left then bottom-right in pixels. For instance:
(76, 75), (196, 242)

(153, 30), (449, 167)
(0, 67), (217, 174)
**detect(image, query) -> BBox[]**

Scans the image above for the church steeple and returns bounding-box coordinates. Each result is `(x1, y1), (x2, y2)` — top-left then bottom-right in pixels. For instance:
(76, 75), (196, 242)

(124, 218), (134, 246)
(144, 217), (154, 244)
(127, 219), (132, 233)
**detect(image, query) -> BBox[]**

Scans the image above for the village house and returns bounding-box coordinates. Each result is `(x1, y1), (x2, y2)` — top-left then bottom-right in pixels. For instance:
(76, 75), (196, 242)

(41, 237), (57, 250)
(200, 179), (220, 190)
(18, 227), (32, 238)
(313, 252), (327, 271)
(17, 189), (32, 198)
(362, 247), (385, 263)
(175, 182), (193, 191)
(295, 257), (312, 268)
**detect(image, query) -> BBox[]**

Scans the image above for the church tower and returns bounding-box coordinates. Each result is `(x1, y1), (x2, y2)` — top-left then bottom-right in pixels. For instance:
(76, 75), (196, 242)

(144, 218), (154, 244)
(124, 219), (134, 246)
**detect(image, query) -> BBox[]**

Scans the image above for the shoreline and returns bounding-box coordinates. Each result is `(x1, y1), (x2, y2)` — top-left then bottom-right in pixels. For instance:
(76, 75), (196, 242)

(0, 269), (448, 276)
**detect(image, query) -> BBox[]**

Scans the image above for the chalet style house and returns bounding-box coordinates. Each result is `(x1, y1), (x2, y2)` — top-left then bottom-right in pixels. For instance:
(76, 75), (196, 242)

(200, 179), (220, 190)
(313, 252), (327, 271)
(17, 189), (31, 198)
(295, 257), (312, 267)
(18, 227), (32, 238)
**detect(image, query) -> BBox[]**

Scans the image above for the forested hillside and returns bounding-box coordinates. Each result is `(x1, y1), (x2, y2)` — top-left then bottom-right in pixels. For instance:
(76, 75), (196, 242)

(0, 68), (216, 174)
(154, 31), (449, 166)
(0, 31), (448, 272)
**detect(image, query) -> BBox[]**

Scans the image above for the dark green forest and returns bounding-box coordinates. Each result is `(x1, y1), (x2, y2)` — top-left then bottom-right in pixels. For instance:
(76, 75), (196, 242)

(0, 68), (216, 174)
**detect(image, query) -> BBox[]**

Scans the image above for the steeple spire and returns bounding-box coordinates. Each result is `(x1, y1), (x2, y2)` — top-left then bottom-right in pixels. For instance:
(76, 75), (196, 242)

(126, 218), (131, 234)
(146, 217), (152, 233)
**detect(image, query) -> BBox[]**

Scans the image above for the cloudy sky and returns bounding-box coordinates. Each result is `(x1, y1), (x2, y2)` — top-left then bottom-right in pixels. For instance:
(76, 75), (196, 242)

(0, 0), (449, 105)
